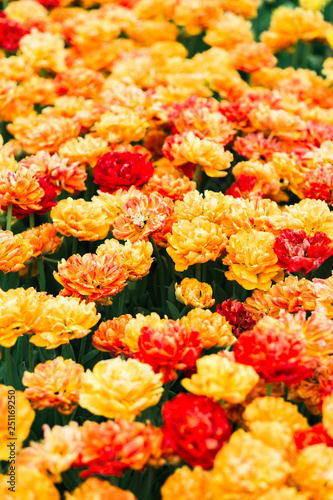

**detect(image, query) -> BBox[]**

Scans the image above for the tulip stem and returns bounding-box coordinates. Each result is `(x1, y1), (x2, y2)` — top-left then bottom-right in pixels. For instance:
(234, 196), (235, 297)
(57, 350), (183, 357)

(6, 204), (12, 231)
(25, 263), (33, 288)
(61, 343), (71, 360)
(195, 263), (201, 282)
(284, 383), (289, 400)
(193, 164), (202, 185)
(29, 213), (35, 229)
(148, 235), (166, 308)
(28, 342), (34, 372)
(266, 383), (273, 397)
(160, 381), (171, 407)
(72, 237), (78, 255)
(37, 258), (46, 291)
(44, 257), (59, 264)
(143, 467), (155, 500)
(78, 335), (87, 364)
(16, 336), (23, 366)
(5, 347), (14, 386)
(118, 287), (126, 316)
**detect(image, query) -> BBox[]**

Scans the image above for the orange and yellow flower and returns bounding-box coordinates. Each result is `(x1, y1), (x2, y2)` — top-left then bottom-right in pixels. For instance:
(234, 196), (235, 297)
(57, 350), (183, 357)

(245, 275), (317, 319)
(244, 397), (309, 435)
(175, 190), (234, 224)
(54, 253), (128, 305)
(223, 229), (284, 291)
(182, 354), (259, 404)
(164, 131), (233, 178)
(93, 105), (149, 144)
(161, 466), (212, 500)
(17, 422), (82, 483)
(0, 231), (33, 275)
(92, 315), (133, 356)
(23, 356), (84, 415)
(76, 417), (168, 475)
(29, 295), (101, 349)
(0, 167), (44, 212)
(293, 443), (333, 496)
(181, 308), (235, 349)
(211, 429), (291, 498)
(284, 198), (333, 241)
(167, 217), (228, 272)
(113, 191), (171, 243)
(204, 12), (253, 50)
(58, 135), (109, 168)
(19, 30), (68, 73)
(65, 477), (137, 500)
(20, 151), (87, 195)
(261, 6), (329, 52)
(144, 172), (196, 201)
(97, 238), (154, 281)
(8, 114), (81, 154)
(0, 287), (44, 347)
(2, 466), (60, 500)
(21, 223), (63, 260)
(79, 357), (163, 420)
(51, 198), (110, 241)
(123, 312), (164, 353)
(175, 278), (215, 308)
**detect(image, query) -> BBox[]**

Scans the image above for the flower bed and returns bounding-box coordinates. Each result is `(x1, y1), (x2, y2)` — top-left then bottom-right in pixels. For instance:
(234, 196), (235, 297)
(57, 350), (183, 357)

(1, 0), (333, 498)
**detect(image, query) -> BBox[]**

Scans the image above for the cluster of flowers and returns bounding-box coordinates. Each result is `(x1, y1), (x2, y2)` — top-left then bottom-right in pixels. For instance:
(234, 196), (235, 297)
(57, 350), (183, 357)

(2, 0), (333, 498)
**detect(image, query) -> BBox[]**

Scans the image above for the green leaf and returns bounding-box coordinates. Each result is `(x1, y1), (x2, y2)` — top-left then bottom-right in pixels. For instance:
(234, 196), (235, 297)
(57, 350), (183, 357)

(5, 351), (23, 390)
(166, 300), (181, 320)
(82, 350), (100, 364)
(61, 343), (76, 361)
(167, 281), (176, 303)
(212, 281), (228, 305)
(38, 348), (47, 363)
(17, 361), (27, 380)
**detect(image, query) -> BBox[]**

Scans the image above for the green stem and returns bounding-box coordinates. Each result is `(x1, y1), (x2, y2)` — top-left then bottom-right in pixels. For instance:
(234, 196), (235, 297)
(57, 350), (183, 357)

(284, 383), (289, 400)
(68, 405), (78, 423)
(118, 287), (127, 316)
(61, 343), (71, 360)
(165, 253), (176, 283)
(193, 164), (202, 185)
(266, 383), (273, 397)
(195, 263), (201, 282)
(29, 213), (35, 229)
(202, 262), (207, 283)
(72, 237), (78, 255)
(291, 44), (298, 69)
(231, 280), (238, 300)
(160, 381), (171, 407)
(5, 347), (14, 386)
(143, 467), (155, 500)
(44, 257), (60, 264)
(6, 204), (12, 231)
(25, 263), (33, 288)
(296, 270), (304, 281)
(148, 235), (166, 308)
(300, 42), (310, 69)
(78, 335), (87, 364)
(298, 401), (306, 416)
(37, 258), (46, 291)
(16, 336), (23, 366)
(1, 273), (8, 291)
(61, 471), (77, 492)
(28, 342), (34, 372)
